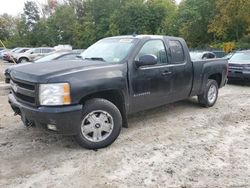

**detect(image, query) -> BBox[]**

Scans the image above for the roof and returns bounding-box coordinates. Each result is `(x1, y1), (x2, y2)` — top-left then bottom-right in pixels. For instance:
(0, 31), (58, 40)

(107, 35), (183, 41)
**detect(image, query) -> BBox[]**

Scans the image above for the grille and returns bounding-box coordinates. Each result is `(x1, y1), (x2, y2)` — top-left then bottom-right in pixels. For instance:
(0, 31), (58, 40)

(229, 64), (244, 70)
(10, 78), (36, 106)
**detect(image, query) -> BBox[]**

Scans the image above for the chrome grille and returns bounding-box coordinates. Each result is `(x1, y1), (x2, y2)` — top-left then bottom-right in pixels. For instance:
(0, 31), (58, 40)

(10, 79), (36, 105)
(229, 64), (244, 70)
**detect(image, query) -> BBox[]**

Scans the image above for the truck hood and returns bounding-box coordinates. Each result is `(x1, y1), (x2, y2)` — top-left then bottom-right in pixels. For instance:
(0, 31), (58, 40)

(6, 62), (32, 73)
(10, 59), (111, 83)
(229, 60), (250, 65)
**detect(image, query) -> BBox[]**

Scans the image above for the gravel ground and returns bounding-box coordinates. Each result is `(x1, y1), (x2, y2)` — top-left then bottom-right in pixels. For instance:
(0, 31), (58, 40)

(0, 60), (250, 187)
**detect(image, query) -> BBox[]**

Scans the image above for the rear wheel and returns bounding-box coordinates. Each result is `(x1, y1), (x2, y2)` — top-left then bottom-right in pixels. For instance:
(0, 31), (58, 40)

(198, 79), (218, 107)
(74, 98), (122, 149)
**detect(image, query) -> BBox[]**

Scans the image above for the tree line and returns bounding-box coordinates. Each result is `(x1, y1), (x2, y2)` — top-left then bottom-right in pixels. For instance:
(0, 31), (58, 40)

(0, 0), (250, 50)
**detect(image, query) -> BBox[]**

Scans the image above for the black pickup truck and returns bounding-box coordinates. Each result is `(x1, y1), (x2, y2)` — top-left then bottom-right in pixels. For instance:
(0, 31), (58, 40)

(8, 35), (228, 149)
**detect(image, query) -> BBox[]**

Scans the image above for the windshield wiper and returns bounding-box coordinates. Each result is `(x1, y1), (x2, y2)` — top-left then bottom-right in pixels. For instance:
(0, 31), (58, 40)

(84, 57), (106, 62)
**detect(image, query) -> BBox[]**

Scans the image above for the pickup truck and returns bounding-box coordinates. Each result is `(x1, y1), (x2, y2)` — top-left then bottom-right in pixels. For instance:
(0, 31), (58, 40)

(8, 35), (228, 149)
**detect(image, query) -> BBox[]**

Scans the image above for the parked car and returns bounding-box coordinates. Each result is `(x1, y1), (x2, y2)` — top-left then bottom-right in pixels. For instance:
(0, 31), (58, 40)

(211, 50), (226, 58)
(190, 51), (217, 60)
(16, 47), (55, 63)
(35, 50), (81, 63)
(4, 51), (81, 83)
(2, 48), (20, 62)
(3, 48), (30, 62)
(9, 48), (31, 62)
(0, 49), (9, 59)
(8, 35), (228, 149)
(228, 50), (250, 81)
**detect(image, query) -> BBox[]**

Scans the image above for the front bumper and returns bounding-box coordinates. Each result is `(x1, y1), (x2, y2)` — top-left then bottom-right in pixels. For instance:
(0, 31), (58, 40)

(228, 69), (250, 80)
(8, 93), (83, 135)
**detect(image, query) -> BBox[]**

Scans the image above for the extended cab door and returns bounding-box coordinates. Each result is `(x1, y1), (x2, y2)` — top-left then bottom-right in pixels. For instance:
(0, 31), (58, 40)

(166, 39), (193, 100)
(128, 39), (173, 113)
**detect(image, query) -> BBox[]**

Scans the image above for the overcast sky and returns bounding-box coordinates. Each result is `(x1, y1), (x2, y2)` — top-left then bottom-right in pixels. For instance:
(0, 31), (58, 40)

(0, 0), (46, 16)
(0, 0), (182, 16)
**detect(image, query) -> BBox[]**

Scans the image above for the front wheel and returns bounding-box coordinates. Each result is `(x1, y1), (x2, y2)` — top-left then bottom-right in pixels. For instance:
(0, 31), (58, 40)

(74, 98), (122, 149)
(18, 57), (29, 64)
(198, 79), (219, 107)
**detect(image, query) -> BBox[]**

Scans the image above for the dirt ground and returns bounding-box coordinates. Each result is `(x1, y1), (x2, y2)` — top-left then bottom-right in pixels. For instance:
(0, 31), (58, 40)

(0, 60), (250, 187)
(0, 61), (12, 81)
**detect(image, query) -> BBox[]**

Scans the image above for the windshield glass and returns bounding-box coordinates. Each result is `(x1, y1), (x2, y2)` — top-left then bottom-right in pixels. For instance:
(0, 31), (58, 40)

(15, 48), (28, 53)
(80, 38), (137, 63)
(190, 52), (203, 60)
(224, 53), (233, 59)
(230, 52), (250, 61)
(35, 52), (65, 63)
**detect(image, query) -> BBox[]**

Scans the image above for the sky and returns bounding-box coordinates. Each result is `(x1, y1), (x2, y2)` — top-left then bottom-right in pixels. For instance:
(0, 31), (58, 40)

(0, 0), (47, 16)
(0, 0), (182, 16)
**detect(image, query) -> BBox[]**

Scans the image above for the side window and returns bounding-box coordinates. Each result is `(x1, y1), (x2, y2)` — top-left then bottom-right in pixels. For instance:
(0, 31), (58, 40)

(20, 49), (28, 53)
(49, 49), (55, 53)
(41, 49), (50, 53)
(136, 40), (168, 64)
(41, 49), (46, 53)
(34, 48), (41, 54)
(169, 40), (185, 63)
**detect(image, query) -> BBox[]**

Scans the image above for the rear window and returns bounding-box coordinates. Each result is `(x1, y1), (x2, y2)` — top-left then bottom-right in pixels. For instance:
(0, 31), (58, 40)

(169, 40), (185, 63)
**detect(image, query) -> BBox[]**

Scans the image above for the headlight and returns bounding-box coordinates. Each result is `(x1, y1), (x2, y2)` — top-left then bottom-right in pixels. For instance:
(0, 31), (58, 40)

(39, 83), (71, 106)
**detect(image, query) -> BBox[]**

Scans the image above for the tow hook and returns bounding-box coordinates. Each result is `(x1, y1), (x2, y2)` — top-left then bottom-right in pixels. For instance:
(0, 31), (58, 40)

(23, 118), (35, 127)
(25, 120), (34, 127)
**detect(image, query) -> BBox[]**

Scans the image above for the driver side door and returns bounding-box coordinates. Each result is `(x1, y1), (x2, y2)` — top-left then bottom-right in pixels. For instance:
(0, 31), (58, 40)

(128, 39), (173, 113)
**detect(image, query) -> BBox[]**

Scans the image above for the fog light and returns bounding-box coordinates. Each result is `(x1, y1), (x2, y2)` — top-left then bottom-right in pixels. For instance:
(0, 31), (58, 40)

(47, 124), (57, 131)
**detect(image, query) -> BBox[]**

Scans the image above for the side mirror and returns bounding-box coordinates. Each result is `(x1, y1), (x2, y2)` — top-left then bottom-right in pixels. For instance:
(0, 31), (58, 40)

(30, 51), (34, 54)
(136, 54), (157, 67)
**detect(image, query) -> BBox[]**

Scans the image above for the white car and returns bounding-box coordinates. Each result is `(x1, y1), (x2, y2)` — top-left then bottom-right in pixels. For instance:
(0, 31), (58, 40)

(16, 47), (55, 63)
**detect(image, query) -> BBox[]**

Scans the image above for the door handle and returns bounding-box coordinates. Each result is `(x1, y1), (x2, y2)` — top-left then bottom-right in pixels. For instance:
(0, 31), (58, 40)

(161, 71), (172, 76)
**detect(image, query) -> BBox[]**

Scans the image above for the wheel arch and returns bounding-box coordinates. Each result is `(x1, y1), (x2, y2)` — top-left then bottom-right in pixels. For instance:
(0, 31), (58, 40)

(18, 56), (29, 62)
(208, 73), (222, 87)
(79, 89), (128, 128)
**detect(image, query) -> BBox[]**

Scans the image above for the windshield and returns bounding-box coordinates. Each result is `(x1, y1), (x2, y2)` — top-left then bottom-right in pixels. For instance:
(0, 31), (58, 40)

(224, 53), (233, 59)
(35, 52), (65, 63)
(15, 48), (28, 53)
(190, 52), (203, 60)
(80, 38), (137, 63)
(230, 52), (250, 61)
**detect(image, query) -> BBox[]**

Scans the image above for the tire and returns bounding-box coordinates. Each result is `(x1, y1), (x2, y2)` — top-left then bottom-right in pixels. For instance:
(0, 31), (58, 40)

(198, 79), (218, 107)
(18, 57), (29, 64)
(74, 98), (122, 149)
(5, 78), (10, 84)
